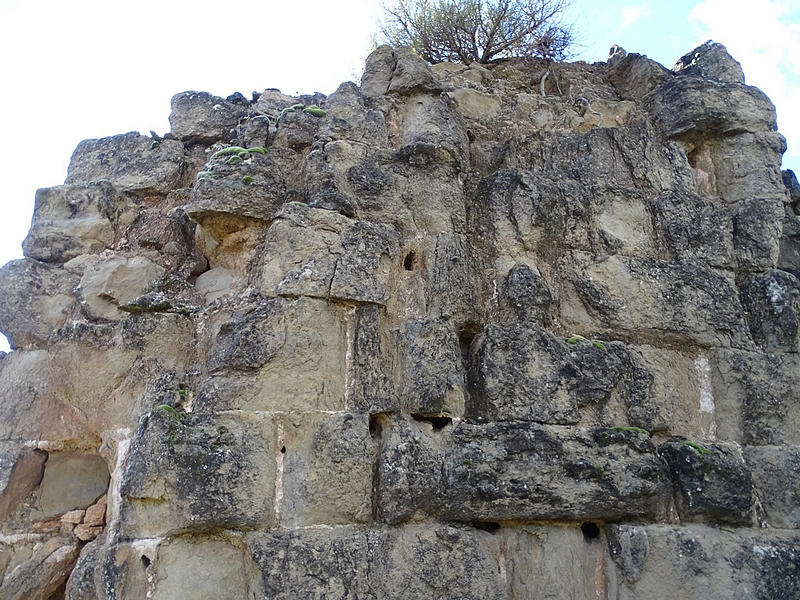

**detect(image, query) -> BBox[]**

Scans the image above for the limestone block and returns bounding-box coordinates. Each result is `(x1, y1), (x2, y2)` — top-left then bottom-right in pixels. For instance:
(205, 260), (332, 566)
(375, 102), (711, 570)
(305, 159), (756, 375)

(710, 349), (800, 445)
(185, 146), (300, 233)
(150, 537), (249, 600)
(709, 132), (787, 205)
(118, 410), (276, 537)
(66, 132), (186, 195)
(0, 444), (47, 522)
(259, 203), (398, 305)
(744, 445), (800, 529)
(504, 525), (613, 600)
(350, 305), (398, 413)
(0, 258), (78, 349)
(500, 263), (553, 323)
(376, 418), (671, 523)
(22, 182), (123, 263)
(388, 47), (443, 96)
(247, 524), (503, 600)
(651, 190), (734, 268)
(169, 91), (249, 144)
(0, 535), (80, 600)
(73, 524), (102, 542)
(559, 251), (752, 349)
(673, 41), (745, 83)
(64, 535), (104, 599)
(741, 270), (800, 352)
(608, 51), (671, 100)
(46, 314), (196, 435)
(194, 266), (233, 303)
(608, 524), (800, 600)
(469, 323), (649, 425)
(778, 205), (800, 276)
(279, 412), (377, 526)
(361, 45), (396, 98)
(658, 438), (754, 525)
(77, 256), (165, 321)
(322, 81), (389, 147)
(426, 233), (481, 326)
(399, 318), (466, 417)
(450, 88), (501, 120)
(732, 195), (785, 272)
(204, 297), (347, 412)
(650, 77), (777, 139)
(31, 452), (109, 519)
(632, 346), (715, 437)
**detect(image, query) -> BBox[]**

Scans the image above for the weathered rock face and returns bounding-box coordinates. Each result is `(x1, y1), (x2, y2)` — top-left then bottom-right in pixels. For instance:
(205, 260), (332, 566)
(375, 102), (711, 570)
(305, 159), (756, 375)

(1, 41), (798, 599)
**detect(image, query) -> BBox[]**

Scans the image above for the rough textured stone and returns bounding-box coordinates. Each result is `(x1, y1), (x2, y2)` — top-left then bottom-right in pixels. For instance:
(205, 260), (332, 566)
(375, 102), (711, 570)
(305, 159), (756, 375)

(66, 132), (186, 195)
(2, 40), (799, 598)
(377, 418), (671, 523)
(203, 296), (347, 412)
(22, 182), (126, 263)
(169, 91), (249, 144)
(710, 349), (800, 445)
(609, 525), (800, 600)
(468, 323), (648, 425)
(740, 269), (800, 353)
(658, 438), (753, 525)
(77, 256), (166, 321)
(0, 259), (79, 349)
(744, 445), (800, 528)
(279, 412), (376, 526)
(559, 251), (752, 348)
(118, 410), (276, 537)
(673, 40), (745, 83)
(248, 524), (504, 600)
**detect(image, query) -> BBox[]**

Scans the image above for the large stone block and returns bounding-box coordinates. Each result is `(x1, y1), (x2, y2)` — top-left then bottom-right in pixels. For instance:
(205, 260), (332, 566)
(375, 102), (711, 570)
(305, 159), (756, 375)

(279, 412), (377, 526)
(469, 323), (648, 425)
(118, 410), (276, 537)
(66, 132), (186, 195)
(77, 256), (166, 321)
(744, 445), (800, 528)
(0, 535), (80, 600)
(398, 318), (466, 417)
(258, 203), (398, 305)
(0, 259), (78, 349)
(22, 182), (127, 263)
(710, 349), (800, 445)
(203, 297), (347, 412)
(31, 452), (109, 520)
(740, 270), (800, 353)
(169, 91), (249, 144)
(247, 524), (503, 600)
(559, 251), (752, 348)
(650, 77), (777, 139)
(376, 418), (671, 523)
(658, 438), (753, 525)
(608, 524), (800, 600)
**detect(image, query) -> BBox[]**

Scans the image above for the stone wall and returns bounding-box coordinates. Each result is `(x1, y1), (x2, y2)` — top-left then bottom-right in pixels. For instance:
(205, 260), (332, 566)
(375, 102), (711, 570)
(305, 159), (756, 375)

(1, 41), (798, 599)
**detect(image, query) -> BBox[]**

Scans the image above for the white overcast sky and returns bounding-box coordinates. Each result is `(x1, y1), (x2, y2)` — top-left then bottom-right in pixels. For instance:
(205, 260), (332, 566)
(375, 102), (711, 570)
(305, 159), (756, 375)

(1, 0), (798, 351)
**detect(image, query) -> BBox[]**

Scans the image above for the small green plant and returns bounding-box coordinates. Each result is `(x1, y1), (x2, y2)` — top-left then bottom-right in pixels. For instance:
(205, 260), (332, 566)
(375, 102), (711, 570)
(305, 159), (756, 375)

(209, 145), (268, 161)
(302, 105), (326, 117)
(154, 404), (184, 424)
(612, 426), (650, 436)
(566, 334), (606, 350)
(242, 175), (254, 184)
(196, 170), (215, 182)
(685, 441), (712, 455)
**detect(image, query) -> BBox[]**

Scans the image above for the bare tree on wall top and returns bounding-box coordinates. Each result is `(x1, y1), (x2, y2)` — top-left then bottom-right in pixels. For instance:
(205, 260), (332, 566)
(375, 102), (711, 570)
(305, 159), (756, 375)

(380, 0), (573, 65)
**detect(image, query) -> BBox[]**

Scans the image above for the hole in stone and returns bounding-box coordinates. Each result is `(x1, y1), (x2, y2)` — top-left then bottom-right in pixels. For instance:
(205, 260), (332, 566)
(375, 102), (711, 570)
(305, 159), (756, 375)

(581, 522), (601, 541)
(369, 414), (385, 440)
(280, 446), (286, 454)
(471, 521), (501, 534)
(411, 414), (452, 431)
(141, 555), (151, 569)
(403, 252), (416, 271)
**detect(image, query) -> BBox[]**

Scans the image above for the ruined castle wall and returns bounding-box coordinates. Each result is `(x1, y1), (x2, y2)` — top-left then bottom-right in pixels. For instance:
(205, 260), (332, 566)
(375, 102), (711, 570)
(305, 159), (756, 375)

(1, 41), (799, 599)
